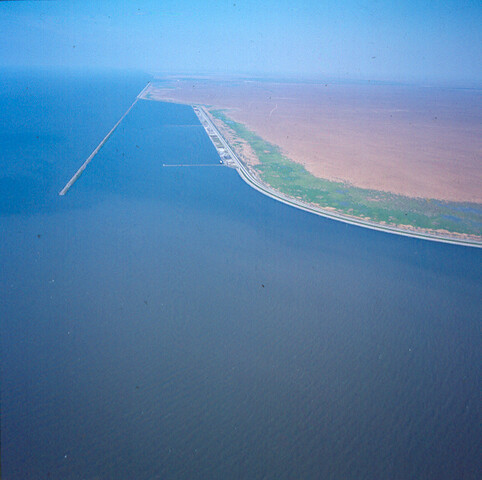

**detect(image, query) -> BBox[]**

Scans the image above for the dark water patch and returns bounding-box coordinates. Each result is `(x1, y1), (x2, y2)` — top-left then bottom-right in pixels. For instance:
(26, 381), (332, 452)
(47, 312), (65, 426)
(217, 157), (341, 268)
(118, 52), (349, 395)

(441, 214), (463, 223)
(433, 199), (482, 216)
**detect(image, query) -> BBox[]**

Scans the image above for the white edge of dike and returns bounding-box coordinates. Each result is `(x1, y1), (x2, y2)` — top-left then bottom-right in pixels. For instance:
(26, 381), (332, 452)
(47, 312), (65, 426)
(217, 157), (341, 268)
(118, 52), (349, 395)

(195, 105), (482, 249)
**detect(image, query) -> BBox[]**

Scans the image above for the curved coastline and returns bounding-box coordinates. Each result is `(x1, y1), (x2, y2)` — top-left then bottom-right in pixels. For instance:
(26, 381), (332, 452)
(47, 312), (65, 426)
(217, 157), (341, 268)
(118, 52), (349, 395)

(196, 105), (482, 248)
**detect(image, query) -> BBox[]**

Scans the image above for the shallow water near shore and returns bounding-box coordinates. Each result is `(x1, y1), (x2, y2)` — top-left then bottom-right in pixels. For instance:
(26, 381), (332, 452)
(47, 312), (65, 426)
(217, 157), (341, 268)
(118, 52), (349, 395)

(1, 71), (481, 479)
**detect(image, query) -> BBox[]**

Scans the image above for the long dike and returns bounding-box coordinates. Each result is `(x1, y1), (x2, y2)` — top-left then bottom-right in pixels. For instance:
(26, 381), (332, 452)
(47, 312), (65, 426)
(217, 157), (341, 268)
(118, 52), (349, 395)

(59, 83), (151, 196)
(194, 105), (481, 248)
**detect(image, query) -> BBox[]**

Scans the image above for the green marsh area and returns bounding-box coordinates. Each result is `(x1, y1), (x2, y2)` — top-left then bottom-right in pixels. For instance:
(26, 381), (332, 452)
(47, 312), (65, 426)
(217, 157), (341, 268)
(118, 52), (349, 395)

(210, 109), (482, 238)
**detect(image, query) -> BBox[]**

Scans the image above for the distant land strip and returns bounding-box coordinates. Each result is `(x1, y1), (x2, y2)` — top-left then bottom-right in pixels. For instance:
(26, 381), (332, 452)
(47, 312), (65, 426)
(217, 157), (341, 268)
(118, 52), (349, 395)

(196, 105), (482, 248)
(58, 82), (151, 196)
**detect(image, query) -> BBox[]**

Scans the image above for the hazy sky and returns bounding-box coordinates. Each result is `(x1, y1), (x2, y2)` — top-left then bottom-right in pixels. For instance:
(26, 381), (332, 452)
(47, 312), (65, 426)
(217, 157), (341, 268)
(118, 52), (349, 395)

(1, 0), (481, 84)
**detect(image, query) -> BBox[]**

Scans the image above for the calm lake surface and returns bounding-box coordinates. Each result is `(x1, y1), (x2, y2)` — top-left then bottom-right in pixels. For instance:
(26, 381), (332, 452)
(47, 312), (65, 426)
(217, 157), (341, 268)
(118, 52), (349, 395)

(1, 70), (481, 479)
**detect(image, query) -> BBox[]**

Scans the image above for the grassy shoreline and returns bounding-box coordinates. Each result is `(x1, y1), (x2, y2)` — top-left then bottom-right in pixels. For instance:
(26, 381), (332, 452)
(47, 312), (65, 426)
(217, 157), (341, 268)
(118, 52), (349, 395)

(210, 109), (482, 240)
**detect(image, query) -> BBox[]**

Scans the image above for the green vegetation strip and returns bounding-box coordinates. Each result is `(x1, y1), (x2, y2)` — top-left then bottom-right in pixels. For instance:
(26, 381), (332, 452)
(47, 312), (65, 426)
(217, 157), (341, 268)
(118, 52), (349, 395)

(211, 109), (482, 237)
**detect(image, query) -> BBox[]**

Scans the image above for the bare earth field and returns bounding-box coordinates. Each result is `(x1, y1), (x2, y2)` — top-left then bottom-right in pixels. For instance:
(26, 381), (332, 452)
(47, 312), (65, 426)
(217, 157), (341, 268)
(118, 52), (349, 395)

(144, 78), (481, 203)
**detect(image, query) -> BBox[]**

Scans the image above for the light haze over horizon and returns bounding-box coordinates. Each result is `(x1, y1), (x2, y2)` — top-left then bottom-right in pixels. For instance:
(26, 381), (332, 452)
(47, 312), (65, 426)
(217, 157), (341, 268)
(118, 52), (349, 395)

(1, 0), (481, 85)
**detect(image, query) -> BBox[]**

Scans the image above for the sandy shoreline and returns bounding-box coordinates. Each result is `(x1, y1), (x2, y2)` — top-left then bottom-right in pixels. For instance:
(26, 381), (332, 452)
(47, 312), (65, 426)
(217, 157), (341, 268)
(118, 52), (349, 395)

(195, 105), (481, 247)
(140, 79), (481, 242)
(143, 78), (482, 203)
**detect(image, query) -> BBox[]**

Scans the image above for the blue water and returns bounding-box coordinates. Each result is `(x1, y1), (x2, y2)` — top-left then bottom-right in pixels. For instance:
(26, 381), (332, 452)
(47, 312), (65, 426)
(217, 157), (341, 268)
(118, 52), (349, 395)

(1, 71), (481, 480)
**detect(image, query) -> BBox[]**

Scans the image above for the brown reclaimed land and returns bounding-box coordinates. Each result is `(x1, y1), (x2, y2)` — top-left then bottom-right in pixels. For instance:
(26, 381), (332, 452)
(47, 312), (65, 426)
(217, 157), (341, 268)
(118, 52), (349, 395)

(142, 79), (482, 242)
